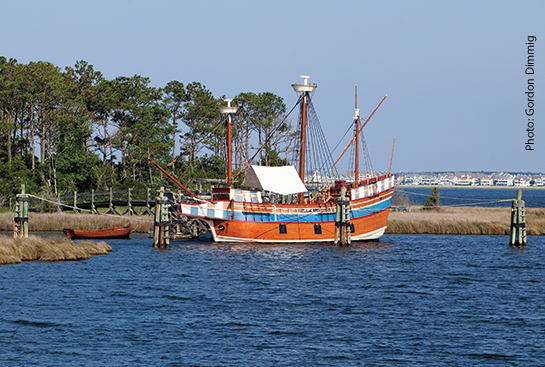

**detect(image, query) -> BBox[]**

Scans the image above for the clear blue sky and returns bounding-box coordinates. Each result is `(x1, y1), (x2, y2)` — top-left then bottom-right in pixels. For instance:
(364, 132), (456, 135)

(2, 0), (543, 173)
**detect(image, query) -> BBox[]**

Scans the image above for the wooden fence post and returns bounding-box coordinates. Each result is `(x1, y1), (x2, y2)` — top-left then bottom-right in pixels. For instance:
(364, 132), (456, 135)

(91, 189), (98, 214)
(73, 192), (80, 214)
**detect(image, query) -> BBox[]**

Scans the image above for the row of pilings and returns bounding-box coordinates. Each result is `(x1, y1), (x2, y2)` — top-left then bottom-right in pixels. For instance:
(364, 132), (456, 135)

(12, 186), (529, 247)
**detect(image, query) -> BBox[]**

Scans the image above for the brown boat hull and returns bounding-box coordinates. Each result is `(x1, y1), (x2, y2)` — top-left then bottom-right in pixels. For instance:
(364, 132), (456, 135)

(63, 225), (132, 240)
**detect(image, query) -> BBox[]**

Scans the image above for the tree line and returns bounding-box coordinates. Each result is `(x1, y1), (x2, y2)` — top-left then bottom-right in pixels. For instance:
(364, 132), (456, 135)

(0, 57), (298, 200)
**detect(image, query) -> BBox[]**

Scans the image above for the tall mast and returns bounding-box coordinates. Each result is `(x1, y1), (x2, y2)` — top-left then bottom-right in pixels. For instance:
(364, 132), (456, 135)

(354, 86), (360, 187)
(219, 99), (239, 187)
(292, 75), (317, 202)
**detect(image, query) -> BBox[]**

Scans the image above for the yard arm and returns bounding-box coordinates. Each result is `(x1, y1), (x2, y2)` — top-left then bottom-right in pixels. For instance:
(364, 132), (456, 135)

(147, 157), (199, 200)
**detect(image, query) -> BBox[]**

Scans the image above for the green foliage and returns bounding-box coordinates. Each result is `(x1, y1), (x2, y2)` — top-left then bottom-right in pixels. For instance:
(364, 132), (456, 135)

(423, 187), (440, 210)
(259, 147), (288, 167)
(0, 56), (295, 199)
(0, 156), (41, 197)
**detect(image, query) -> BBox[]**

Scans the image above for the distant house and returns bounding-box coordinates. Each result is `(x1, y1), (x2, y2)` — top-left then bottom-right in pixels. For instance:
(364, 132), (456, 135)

(456, 175), (476, 186)
(514, 176), (530, 187)
(479, 178), (493, 186)
(532, 176), (545, 186)
(491, 172), (514, 186)
(420, 177), (439, 185)
(439, 174), (456, 186)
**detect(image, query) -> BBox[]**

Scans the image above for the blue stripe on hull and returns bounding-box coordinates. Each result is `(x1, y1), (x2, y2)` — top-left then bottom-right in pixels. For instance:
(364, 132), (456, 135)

(226, 198), (390, 223)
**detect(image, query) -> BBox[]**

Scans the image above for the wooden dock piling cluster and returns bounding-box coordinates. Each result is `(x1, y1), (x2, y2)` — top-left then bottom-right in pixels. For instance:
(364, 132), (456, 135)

(14, 184), (29, 238)
(334, 185), (352, 246)
(509, 189), (527, 247)
(153, 187), (170, 248)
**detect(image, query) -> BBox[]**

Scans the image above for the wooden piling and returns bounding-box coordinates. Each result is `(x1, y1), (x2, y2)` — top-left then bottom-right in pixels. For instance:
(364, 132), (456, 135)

(509, 189), (527, 247)
(153, 187), (170, 248)
(334, 185), (351, 246)
(14, 184), (29, 238)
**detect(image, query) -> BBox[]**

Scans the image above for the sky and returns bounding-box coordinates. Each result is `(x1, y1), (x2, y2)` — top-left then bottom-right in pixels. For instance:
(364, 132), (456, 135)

(2, 0), (543, 173)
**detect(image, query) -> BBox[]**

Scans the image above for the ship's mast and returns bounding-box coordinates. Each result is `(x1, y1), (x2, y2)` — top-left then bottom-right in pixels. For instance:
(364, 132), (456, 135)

(354, 86), (360, 187)
(219, 99), (239, 187)
(291, 75), (316, 202)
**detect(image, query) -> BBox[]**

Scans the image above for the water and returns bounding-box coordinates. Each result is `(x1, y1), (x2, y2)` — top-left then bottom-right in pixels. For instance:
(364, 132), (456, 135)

(398, 187), (545, 207)
(2, 234), (545, 366)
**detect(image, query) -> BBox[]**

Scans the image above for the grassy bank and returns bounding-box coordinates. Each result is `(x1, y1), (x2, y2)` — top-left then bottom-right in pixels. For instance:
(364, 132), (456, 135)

(386, 206), (545, 235)
(0, 235), (112, 265)
(0, 213), (153, 233)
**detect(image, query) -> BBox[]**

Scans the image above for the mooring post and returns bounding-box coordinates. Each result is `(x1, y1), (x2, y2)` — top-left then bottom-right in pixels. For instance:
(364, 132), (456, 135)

(153, 186), (170, 248)
(14, 184), (29, 238)
(334, 185), (351, 246)
(509, 189), (527, 247)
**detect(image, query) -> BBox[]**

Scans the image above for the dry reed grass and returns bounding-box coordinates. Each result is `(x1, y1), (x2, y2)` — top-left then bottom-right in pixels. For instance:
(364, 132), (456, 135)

(386, 206), (545, 235)
(0, 212), (153, 233)
(0, 235), (112, 265)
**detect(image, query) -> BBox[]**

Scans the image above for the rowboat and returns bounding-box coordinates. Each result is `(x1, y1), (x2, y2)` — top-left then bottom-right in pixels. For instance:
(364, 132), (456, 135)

(63, 224), (132, 240)
(151, 75), (394, 245)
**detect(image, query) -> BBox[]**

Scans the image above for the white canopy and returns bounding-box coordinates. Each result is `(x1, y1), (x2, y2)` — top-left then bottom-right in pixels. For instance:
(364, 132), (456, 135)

(242, 165), (308, 195)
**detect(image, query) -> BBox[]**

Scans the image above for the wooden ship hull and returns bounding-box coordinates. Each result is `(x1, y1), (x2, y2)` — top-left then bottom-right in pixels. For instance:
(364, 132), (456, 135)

(179, 175), (394, 243)
(63, 224), (132, 240)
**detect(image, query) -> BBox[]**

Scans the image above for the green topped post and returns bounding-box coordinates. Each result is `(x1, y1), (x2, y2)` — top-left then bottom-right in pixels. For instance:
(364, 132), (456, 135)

(14, 184), (29, 238)
(153, 187), (170, 248)
(334, 184), (351, 246)
(509, 189), (526, 247)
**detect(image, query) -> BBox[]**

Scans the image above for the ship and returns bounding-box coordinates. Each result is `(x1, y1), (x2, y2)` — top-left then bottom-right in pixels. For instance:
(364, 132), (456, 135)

(152, 76), (394, 244)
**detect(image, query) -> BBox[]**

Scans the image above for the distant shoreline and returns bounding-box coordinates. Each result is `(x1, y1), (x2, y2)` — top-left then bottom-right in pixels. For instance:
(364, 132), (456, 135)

(397, 185), (545, 190)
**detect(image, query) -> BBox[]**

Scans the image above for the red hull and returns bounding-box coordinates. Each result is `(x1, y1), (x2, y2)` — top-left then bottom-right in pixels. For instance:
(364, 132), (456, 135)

(63, 225), (132, 240)
(206, 208), (390, 243)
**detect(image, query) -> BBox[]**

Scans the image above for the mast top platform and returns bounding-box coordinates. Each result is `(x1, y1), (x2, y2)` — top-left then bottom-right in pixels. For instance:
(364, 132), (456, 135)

(219, 98), (239, 114)
(292, 75), (316, 94)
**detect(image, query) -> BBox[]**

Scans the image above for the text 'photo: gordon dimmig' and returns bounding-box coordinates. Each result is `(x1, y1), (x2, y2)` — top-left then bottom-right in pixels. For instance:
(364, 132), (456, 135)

(525, 35), (536, 151)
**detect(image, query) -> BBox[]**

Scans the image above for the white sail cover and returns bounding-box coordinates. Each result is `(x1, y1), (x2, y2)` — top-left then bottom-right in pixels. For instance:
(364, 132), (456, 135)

(242, 165), (308, 195)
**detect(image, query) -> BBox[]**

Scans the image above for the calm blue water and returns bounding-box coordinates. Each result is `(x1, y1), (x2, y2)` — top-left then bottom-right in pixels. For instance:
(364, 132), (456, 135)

(2, 233), (545, 366)
(398, 187), (545, 207)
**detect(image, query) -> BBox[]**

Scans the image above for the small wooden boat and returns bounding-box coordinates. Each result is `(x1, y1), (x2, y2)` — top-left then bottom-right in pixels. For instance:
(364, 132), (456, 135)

(63, 224), (132, 240)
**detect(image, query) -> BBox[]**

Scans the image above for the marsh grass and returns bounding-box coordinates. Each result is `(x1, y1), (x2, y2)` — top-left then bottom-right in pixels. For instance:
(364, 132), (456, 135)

(0, 207), (543, 237)
(0, 212), (153, 233)
(386, 206), (545, 235)
(0, 235), (112, 265)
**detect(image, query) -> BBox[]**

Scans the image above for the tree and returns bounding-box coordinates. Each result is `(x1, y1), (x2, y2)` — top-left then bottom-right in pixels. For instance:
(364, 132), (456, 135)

(180, 82), (220, 166)
(163, 80), (187, 170)
(24, 61), (68, 170)
(423, 187), (440, 210)
(110, 75), (172, 185)
(234, 91), (286, 166)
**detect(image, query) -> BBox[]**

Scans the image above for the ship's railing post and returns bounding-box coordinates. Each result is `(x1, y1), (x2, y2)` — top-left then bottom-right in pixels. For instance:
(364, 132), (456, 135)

(509, 189), (527, 247)
(14, 184), (29, 238)
(153, 187), (170, 248)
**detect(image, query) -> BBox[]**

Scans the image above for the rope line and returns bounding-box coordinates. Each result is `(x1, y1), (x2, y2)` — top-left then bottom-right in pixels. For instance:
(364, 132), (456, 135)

(395, 188), (515, 207)
(25, 194), (154, 222)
